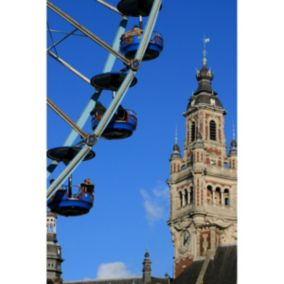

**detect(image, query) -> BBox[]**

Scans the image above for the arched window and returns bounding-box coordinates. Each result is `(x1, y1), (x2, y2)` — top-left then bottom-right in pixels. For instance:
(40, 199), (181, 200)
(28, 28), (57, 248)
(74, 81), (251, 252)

(179, 191), (183, 208)
(224, 189), (230, 206)
(190, 186), (194, 204)
(215, 187), (222, 206)
(191, 121), (196, 141)
(207, 186), (213, 205)
(184, 189), (188, 205)
(209, 120), (216, 140)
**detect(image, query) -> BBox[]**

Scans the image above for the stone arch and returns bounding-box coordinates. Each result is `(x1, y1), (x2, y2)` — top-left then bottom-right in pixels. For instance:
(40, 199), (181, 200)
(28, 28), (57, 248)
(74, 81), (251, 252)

(207, 185), (213, 205)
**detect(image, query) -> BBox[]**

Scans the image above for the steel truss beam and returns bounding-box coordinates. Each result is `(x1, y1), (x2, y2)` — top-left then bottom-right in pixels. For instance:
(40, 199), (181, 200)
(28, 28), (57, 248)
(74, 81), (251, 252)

(47, 1), (131, 66)
(47, 0), (162, 200)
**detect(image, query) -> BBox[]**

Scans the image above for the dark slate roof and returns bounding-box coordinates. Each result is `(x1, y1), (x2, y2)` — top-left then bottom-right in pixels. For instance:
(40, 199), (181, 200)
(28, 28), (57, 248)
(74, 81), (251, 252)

(187, 93), (223, 110)
(173, 261), (204, 284)
(173, 246), (237, 284)
(203, 246), (237, 284)
(151, 277), (170, 284)
(64, 278), (143, 284)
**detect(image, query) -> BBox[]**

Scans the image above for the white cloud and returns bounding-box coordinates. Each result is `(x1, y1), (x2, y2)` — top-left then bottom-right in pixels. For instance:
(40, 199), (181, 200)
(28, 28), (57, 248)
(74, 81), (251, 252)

(96, 262), (134, 280)
(140, 181), (169, 224)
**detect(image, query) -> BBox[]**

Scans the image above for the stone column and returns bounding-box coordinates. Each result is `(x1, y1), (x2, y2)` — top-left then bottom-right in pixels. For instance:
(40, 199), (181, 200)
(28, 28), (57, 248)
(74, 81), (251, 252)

(210, 226), (216, 252)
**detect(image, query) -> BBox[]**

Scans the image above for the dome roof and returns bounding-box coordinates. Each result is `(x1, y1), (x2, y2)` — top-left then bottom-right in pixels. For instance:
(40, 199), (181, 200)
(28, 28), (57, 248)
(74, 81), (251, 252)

(173, 143), (180, 152)
(196, 65), (214, 81)
(170, 142), (181, 160)
(185, 59), (225, 112)
(187, 93), (223, 110)
(144, 250), (150, 258)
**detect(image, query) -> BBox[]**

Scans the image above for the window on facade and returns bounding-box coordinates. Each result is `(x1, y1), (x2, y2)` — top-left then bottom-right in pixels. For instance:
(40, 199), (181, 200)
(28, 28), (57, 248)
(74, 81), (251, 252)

(224, 189), (230, 206)
(209, 120), (216, 140)
(179, 191), (183, 208)
(190, 186), (194, 204)
(207, 186), (213, 205)
(191, 121), (196, 141)
(224, 161), (230, 169)
(215, 187), (222, 205)
(184, 189), (188, 205)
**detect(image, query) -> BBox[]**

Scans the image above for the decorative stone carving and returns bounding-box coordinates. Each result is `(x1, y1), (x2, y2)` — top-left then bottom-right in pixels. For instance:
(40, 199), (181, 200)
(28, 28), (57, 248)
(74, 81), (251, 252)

(220, 224), (237, 245)
(205, 216), (232, 229)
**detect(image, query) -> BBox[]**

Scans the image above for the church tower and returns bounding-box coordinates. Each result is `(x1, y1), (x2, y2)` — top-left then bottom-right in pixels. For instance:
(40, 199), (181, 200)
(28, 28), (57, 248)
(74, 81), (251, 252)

(168, 39), (237, 278)
(47, 212), (64, 284)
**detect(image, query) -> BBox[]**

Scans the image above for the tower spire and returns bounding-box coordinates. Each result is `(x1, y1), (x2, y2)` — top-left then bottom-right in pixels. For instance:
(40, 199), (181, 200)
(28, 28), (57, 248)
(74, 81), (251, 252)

(142, 250), (152, 284)
(202, 37), (210, 66)
(175, 127), (178, 144)
(232, 122), (236, 140)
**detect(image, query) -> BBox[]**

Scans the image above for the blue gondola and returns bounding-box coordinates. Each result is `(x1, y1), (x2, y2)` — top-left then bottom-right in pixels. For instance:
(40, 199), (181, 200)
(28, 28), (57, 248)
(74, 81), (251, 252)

(117, 0), (162, 17)
(47, 184), (94, 217)
(91, 72), (137, 91)
(91, 103), (137, 139)
(47, 146), (95, 217)
(47, 146), (96, 163)
(120, 27), (163, 61)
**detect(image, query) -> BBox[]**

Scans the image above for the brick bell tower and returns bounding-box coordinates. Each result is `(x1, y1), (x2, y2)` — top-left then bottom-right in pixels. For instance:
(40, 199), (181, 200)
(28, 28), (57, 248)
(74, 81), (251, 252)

(167, 39), (237, 278)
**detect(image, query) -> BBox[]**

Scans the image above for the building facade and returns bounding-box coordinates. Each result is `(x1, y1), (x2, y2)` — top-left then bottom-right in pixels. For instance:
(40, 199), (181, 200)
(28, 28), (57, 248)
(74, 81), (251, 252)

(167, 49), (237, 278)
(47, 212), (64, 284)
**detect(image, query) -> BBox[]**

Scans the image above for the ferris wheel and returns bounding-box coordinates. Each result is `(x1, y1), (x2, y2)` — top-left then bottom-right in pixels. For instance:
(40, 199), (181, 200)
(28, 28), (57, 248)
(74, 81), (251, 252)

(47, 0), (163, 217)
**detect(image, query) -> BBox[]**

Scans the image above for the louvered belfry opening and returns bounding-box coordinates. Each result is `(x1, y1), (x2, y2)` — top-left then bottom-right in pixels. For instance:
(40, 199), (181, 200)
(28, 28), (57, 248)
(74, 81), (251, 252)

(209, 120), (216, 140)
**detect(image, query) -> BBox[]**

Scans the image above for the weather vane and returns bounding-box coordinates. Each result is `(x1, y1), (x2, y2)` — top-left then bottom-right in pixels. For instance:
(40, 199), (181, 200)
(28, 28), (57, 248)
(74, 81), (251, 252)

(202, 36), (210, 66)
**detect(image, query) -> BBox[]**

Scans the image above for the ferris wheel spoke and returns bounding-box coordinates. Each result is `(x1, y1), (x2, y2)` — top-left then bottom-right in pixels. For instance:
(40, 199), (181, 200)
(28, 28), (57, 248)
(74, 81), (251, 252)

(47, 22), (59, 56)
(47, 1), (131, 67)
(47, 28), (78, 52)
(93, 70), (135, 137)
(96, 0), (123, 15)
(48, 50), (90, 84)
(47, 17), (128, 177)
(47, 98), (89, 140)
(134, 0), (162, 62)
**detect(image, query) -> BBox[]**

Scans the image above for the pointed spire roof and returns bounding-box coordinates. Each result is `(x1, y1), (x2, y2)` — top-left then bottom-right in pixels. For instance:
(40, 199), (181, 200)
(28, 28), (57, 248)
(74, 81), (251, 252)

(229, 125), (237, 156)
(170, 129), (181, 160)
(186, 38), (224, 112)
(195, 37), (214, 92)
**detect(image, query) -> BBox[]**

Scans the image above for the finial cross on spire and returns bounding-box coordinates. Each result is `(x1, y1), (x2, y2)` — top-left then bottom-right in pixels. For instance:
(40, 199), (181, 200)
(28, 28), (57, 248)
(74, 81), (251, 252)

(202, 36), (210, 66)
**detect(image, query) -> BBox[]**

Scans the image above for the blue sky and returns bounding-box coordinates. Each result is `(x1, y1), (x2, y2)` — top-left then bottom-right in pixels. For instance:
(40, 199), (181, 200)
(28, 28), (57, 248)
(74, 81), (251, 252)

(47, 0), (236, 281)
(3, 1), (284, 284)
